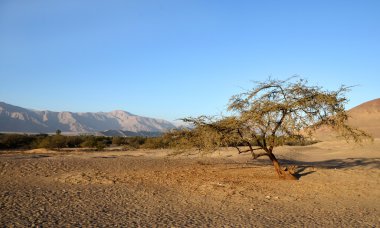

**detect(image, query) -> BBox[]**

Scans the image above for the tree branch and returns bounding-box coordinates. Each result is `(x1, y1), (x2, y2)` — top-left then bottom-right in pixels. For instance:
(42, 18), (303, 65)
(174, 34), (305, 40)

(269, 109), (287, 151)
(235, 147), (263, 154)
(252, 152), (269, 159)
(237, 128), (255, 152)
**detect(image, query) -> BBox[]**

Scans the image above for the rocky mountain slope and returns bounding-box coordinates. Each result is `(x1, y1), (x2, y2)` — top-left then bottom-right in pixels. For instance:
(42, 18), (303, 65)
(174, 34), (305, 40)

(0, 102), (176, 133)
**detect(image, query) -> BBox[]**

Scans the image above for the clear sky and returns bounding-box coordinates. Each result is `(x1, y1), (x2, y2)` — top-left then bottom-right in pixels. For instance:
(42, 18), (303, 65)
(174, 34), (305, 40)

(0, 0), (379, 121)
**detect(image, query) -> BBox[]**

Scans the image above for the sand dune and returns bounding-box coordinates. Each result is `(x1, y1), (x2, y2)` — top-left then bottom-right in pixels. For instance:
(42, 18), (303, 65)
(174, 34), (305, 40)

(348, 98), (380, 138)
(1, 139), (379, 227)
(313, 98), (380, 140)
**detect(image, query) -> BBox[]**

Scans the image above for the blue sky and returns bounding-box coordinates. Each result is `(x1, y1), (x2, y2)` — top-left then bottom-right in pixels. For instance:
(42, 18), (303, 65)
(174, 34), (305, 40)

(0, 0), (379, 121)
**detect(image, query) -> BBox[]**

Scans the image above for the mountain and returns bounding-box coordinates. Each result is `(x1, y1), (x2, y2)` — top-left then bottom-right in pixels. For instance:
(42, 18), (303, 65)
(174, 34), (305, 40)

(97, 130), (163, 137)
(0, 102), (176, 134)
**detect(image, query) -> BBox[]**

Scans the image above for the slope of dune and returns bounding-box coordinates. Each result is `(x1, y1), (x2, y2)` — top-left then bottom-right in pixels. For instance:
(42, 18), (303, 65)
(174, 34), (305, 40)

(348, 98), (380, 138)
(313, 98), (380, 140)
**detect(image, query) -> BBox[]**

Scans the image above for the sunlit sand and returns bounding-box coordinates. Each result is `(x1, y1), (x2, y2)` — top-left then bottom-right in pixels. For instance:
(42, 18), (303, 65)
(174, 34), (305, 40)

(1, 139), (379, 226)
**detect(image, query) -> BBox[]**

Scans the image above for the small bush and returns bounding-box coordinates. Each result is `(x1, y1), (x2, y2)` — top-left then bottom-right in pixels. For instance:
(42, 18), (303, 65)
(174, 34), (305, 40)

(0, 134), (36, 150)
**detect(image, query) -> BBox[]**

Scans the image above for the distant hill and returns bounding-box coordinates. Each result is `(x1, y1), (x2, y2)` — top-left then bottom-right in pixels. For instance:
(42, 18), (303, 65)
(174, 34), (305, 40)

(97, 129), (163, 137)
(0, 102), (176, 134)
(314, 98), (380, 140)
(347, 98), (380, 138)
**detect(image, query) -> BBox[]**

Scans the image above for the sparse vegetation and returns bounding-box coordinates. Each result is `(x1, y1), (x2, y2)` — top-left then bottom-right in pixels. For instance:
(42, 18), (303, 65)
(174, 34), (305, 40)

(0, 132), (163, 151)
(0, 129), (319, 152)
(0, 134), (144, 151)
(0, 134), (42, 150)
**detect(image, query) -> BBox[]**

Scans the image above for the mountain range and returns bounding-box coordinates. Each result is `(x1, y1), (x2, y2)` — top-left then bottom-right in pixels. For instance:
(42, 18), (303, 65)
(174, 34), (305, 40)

(1, 99), (379, 138)
(0, 102), (176, 135)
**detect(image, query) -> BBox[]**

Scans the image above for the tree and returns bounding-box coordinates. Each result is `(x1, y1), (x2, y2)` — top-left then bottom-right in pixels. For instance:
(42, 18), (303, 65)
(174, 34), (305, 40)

(112, 136), (124, 146)
(56, 129), (62, 135)
(184, 77), (371, 180)
(51, 135), (66, 150)
(37, 135), (66, 150)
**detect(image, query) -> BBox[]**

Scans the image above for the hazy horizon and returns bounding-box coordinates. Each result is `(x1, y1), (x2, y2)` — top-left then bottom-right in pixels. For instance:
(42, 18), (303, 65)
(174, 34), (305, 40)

(1, 1), (379, 121)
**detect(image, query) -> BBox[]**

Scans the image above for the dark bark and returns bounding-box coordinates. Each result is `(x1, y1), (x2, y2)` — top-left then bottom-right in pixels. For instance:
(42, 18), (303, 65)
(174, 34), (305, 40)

(234, 146), (297, 180)
(267, 152), (298, 180)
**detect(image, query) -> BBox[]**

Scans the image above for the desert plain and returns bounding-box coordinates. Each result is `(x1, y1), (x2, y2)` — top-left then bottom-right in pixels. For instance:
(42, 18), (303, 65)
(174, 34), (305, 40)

(0, 138), (379, 227)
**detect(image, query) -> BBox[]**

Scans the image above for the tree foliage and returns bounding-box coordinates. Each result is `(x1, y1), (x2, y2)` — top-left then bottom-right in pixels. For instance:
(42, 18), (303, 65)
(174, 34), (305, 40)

(183, 77), (371, 179)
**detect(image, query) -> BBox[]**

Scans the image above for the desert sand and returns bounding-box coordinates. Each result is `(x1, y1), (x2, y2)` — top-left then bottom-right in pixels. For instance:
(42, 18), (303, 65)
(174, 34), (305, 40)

(1, 139), (379, 227)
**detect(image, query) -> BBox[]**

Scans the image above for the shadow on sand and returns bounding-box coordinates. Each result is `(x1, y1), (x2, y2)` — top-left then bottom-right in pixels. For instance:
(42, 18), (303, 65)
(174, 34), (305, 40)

(247, 157), (380, 178)
(12, 154), (51, 160)
(92, 156), (117, 159)
(280, 157), (380, 169)
(283, 157), (380, 178)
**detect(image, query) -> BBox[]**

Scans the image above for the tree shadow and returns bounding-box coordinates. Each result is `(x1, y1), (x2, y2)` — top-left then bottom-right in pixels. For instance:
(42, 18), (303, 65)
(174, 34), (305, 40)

(279, 157), (380, 178)
(292, 166), (316, 178)
(92, 156), (117, 159)
(13, 154), (51, 159)
(246, 157), (380, 179)
(280, 157), (380, 169)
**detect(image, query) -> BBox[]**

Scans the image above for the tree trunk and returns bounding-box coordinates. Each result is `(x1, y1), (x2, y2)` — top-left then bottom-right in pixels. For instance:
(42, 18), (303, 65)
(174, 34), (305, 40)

(268, 153), (298, 180)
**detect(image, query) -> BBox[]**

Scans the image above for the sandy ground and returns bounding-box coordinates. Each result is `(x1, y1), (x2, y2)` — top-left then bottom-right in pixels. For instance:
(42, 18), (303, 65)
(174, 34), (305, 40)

(0, 140), (379, 227)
